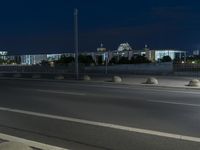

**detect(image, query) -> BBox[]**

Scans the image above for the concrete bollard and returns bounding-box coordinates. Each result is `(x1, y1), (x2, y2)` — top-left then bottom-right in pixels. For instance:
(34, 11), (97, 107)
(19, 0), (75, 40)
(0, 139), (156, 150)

(112, 76), (122, 83)
(145, 77), (159, 85)
(83, 75), (91, 81)
(13, 73), (22, 78)
(0, 142), (33, 150)
(55, 75), (65, 80)
(188, 79), (200, 87)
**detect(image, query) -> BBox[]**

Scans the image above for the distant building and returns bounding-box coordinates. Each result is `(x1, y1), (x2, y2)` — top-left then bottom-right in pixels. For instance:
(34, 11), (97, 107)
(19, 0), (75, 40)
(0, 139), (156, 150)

(47, 54), (62, 62)
(154, 49), (186, 61)
(97, 43), (107, 52)
(193, 50), (200, 56)
(20, 54), (48, 65)
(0, 51), (8, 60)
(135, 47), (186, 62)
(117, 43), (132, 52)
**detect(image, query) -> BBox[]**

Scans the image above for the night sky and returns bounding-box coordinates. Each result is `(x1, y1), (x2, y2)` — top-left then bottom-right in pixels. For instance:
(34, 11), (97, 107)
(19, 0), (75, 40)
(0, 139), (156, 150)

(0, 0), (200, 55)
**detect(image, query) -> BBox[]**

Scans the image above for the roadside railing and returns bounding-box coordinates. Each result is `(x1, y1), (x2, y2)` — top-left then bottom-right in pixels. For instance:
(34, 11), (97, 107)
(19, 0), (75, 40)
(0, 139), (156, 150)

(173, 63), (200, 77)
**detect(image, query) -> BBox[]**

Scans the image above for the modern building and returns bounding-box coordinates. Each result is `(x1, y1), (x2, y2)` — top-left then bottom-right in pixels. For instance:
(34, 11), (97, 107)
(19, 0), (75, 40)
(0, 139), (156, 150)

(193, 50), (200, 56)
(20, 54), (48, 65)
(0, 51), (8, 60)
(134, 46), (186, 62)
(154, 49), (186, 61)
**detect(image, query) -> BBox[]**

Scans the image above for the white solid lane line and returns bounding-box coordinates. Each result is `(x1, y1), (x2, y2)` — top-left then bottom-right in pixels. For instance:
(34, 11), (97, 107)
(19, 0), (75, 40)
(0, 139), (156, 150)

(0, 107), (199, 143)
(0, 133), (68, 150)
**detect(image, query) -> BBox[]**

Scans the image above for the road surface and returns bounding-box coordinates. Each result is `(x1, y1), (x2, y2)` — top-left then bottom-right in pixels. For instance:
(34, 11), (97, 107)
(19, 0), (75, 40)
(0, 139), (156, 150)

(0, 78), (200, 150)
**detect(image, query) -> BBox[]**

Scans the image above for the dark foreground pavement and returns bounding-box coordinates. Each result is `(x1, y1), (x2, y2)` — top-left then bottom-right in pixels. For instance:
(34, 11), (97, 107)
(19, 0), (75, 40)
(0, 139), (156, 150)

(0, 79), (200, 150)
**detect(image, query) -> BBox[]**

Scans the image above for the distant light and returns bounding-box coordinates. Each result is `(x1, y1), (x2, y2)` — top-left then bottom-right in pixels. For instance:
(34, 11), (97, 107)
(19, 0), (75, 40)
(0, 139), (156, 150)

(192, 61), (195, 64)
(181, 61), (185, 64)
(50, 61), (55, 67)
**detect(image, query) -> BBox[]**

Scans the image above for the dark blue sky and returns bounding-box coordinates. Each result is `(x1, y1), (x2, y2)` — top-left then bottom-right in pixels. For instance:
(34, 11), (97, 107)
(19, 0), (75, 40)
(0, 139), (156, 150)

(0, 0), (200, 54)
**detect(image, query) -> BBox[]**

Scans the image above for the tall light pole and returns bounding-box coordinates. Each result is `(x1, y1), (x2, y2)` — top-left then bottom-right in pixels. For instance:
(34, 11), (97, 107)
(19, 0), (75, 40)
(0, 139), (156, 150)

(74, 8), (79, 80)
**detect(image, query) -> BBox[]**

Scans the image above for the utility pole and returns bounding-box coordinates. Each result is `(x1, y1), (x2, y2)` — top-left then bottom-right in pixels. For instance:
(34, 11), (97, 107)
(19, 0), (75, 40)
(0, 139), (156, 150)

(74, 8), (79, 80)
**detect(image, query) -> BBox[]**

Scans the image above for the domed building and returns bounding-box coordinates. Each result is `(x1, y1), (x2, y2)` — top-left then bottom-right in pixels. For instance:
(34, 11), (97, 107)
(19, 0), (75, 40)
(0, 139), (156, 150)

(117, 43), (132, 52)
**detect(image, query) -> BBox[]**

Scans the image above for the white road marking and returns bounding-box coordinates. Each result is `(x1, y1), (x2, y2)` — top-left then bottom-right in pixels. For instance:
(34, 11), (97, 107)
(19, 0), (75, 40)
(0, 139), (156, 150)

(0, 107), (200, 143)
(0, 133), (68, 150)
(146, 99), (200, 107)
(35, 89), (86, 96)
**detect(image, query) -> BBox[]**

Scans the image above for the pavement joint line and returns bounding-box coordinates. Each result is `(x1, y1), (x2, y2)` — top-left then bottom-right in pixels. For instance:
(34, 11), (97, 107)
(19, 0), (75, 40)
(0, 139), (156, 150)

(0, 107), (200, 143)
(0, 132), (69, 150)
(35, 89), (86, 96)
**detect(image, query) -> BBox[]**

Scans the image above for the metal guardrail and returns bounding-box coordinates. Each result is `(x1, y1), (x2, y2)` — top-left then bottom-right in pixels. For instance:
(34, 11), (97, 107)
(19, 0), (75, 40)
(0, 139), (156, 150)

(0, 65), (85, 74)
(173, 63), (200, 77)
(173, 63), (200, 72)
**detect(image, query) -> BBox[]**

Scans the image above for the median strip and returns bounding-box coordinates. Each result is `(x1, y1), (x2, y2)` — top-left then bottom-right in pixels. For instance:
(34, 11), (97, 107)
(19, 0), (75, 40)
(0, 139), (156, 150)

(0, 106), (200, 143)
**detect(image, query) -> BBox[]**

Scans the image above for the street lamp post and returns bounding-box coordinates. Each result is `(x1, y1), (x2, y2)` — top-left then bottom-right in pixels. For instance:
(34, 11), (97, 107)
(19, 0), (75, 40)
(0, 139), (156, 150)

(74, 8), (79, 80)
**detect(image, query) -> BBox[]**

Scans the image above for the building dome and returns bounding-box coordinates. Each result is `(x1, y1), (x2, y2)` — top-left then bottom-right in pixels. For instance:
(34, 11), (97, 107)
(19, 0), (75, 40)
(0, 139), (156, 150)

(117, 43), (132, 52)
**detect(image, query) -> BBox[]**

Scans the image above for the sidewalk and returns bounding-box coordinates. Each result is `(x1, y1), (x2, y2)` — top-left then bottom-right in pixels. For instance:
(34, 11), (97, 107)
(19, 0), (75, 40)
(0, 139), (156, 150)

(0, 73), (199, 89)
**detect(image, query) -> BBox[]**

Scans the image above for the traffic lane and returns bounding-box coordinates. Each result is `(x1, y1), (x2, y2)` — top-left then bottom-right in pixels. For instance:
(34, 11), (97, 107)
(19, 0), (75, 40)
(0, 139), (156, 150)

(1, 79), (200, 111)
(0, 110), (200, 150)
(1, 79), (200, 106)
(1, 78), (200, 96)
(0, 86), (200, 137)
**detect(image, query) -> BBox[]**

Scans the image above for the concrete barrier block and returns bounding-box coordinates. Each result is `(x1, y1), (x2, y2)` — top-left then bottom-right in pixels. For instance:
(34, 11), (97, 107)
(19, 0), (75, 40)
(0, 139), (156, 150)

(13, 73), (22, 78)
(32, 74), (41, 79)
(0, 142), (33, 150)
(83, 75), (91, 81)
(188, 79), (200, 87)
(145, 77), (159, 85)
(55, 75), (65, 80)
(112, 76), (122, 83)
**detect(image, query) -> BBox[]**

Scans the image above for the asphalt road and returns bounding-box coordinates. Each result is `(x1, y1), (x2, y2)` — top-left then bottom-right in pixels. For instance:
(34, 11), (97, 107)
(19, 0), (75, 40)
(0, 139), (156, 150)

(0, 79), (200, 150)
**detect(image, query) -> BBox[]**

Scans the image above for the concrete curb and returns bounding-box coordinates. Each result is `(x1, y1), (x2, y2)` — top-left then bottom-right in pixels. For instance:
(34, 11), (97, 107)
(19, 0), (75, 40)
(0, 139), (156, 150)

(0, 142), (33, 150)
(0, 133), (68, 150)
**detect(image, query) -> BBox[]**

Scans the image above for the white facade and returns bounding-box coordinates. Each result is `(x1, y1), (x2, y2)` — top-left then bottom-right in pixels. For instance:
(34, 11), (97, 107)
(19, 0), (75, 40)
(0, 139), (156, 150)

(21, 54), (48, 65)
(155, 50), (186, 61)
(47, 54), (62, 61)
